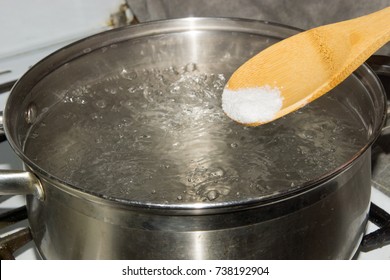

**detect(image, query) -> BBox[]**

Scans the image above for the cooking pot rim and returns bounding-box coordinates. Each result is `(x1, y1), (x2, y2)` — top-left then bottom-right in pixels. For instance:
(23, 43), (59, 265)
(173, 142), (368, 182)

(3, 17), (387, 211)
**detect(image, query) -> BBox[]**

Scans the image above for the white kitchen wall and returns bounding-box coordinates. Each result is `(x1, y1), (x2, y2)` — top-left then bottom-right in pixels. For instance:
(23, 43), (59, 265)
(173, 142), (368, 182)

(0, 0), (125, 59)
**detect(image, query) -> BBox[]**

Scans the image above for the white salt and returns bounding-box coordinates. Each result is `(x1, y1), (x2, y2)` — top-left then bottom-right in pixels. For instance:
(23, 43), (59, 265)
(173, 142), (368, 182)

(222, 86), (283, 124)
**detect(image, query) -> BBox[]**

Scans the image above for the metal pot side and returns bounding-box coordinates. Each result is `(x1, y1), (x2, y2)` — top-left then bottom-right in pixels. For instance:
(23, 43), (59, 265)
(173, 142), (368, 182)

(28, 150), (371, 259)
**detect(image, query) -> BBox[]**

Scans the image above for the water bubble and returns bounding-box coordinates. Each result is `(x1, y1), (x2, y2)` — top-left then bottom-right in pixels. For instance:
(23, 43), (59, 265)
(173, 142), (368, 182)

(90, 113), (101, 120)
(219, 187), (230, 196)
(143, 88), (153, 102)
(184, 62), (197, 72)
(121, 69), (138, 80)
(120, 100), (132, 109)
(75, 97), (87, 105)
(119, 118), (132, 127)
(230, 143), (238, 148)
(64, 96), (74, 103)
(210, 168), (224, 177)
(96, 100), (107, 109)
(206, 190), (219, 201)
(217, 74), (225, 81)
(128, 87), (137, 93)
(166, 66), (178, 74)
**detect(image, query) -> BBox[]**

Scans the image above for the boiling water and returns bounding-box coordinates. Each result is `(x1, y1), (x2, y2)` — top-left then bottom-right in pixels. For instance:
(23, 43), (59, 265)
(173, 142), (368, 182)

(24, 63), (367, 205)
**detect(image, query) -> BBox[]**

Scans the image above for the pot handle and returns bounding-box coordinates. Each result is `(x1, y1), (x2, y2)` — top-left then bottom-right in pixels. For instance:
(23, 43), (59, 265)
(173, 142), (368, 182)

(0, 111), (5, 143)
(0, 112), (44, 200)
(0, 170), (44, 200)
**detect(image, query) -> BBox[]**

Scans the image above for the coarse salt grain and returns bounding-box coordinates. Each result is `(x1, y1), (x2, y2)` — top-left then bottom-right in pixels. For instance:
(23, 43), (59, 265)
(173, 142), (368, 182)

(222, 85), (283, 124)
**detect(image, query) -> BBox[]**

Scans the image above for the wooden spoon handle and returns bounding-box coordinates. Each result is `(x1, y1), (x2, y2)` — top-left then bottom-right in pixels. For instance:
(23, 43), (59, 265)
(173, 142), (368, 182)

(300, 6), (390, 97)
(226, 7), (390, 106)
(342, 6), (390, 44)
(223, 7), (390, 126)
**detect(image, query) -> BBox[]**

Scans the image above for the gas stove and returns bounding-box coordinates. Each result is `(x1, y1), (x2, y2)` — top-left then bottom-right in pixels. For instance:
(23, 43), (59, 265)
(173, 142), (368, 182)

(0, 0), (389, 260)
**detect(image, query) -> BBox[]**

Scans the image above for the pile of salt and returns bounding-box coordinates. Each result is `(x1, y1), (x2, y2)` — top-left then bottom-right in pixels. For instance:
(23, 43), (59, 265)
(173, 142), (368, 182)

(221, 86), (283, 125)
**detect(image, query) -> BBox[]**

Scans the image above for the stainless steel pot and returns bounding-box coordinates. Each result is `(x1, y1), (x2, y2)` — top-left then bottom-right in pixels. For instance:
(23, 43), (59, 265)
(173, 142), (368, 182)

(0, 18), (387, 259)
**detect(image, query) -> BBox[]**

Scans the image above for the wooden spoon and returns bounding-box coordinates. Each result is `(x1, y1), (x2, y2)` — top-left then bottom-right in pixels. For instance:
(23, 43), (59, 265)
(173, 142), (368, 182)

(222, 7), (390, 126)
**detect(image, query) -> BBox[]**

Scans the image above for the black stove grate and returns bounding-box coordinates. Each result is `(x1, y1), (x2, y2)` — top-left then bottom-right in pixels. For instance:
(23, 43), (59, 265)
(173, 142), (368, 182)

(0, 206), (31, 260)
(360, 203), (390, 252)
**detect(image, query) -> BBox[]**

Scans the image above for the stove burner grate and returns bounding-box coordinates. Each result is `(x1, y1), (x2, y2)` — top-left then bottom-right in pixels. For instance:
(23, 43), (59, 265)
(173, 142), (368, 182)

(360, 203), (390, 252)
(0, 206), (31, 260)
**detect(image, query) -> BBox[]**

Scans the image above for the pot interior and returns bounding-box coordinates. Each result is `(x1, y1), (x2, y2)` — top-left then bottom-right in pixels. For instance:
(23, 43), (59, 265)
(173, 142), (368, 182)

(5, 18), (386, 208)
